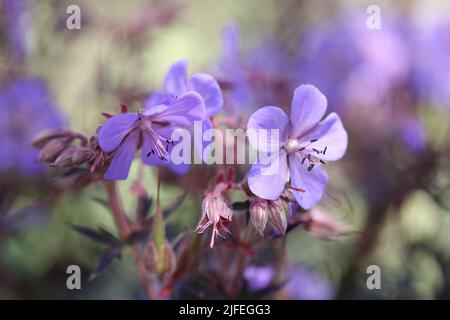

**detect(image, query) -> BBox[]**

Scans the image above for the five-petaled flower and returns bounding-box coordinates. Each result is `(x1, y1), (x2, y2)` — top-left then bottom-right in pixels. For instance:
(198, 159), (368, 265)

(98, 92), (205, 180)
(247, 84), (348, 209)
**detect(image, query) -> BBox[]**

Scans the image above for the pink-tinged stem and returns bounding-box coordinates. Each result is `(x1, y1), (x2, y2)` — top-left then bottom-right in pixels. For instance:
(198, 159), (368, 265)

(104, 180), (158, 299)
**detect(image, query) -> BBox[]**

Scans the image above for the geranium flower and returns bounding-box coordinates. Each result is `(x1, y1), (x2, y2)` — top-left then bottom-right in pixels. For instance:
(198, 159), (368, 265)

(247, 84), (348, 209)
(0, 78), (64, 175)
(145, 60), (223, 172)
(98, 92), (205, 180)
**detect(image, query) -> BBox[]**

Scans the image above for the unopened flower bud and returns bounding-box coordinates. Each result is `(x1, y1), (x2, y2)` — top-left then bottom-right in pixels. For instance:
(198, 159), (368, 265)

(31, 129), (71, 148)
(161, 241), (176, 277)
(37, 138), (68, 162)
(249, 197), (269, 236)
(146, 240), (176, 278)
(146, 241), (158, 271)
(51, 146), (91, 167)
(267, 199), (288, 235)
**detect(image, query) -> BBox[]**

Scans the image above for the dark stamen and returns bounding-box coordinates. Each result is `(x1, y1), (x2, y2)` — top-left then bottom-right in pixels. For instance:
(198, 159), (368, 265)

(301, 157), (306, 164)
(312, 148), (321, 154)
(307, 164), (315, 171)
(299, 147), (305, 151)
(146, 149), (155, 157)
(323, 146), (327, 155)
(310, 138), (318, 143)
(320, 160), (326, 164)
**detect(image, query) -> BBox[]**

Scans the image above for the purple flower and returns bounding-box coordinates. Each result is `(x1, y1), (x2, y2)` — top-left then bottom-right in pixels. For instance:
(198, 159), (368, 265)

(146, 60), (223, 170)
(284, 266), (334, 300)
(98, 92), (205, 180)
(0, 78), (64, 175)
(244, 265), (275, 292)
(216, 24), (296, 112)
(247, 84), (348, 209)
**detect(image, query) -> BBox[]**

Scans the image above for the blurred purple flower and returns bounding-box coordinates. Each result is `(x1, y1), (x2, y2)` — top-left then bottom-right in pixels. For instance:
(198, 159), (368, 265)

(298, 11), (411, 112)
(3, 0), (30, 63)
(284, 266), (334, 300)
(244, 265), (274, 292)
(412, 20), (450, 110)
(216, 24), (296, 112)
(98, 92), (205, 180)
(398, 118), (426, 153)
(247, 84), (348, 209)
(0, 78), (64, 175)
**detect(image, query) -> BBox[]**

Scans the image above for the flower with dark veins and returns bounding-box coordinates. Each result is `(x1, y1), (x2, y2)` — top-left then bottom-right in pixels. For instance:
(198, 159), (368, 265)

(247, 84), (348, 209)
(98, 91), (205, 180)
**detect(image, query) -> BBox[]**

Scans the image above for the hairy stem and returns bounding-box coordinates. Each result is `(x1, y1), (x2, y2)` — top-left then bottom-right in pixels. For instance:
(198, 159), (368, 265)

(104, 180), (158, 299)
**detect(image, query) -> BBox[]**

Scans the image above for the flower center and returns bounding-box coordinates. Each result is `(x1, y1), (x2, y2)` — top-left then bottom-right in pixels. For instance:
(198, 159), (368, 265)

(284, 139), (300, 154)
(141, 119), (172, 161)
(284, 138), (328, 172)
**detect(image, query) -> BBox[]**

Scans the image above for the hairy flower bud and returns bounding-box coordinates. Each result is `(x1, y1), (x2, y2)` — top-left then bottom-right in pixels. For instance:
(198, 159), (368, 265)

(146, 241), (158, 271)
(162, 241), (176, 277)
(146, 240), (176, 278)
(249, 197), (269, 236)
(31, 129), (73, 148)
(51, 146), (91, 167)
(37, 138), (68, 162)
(267, 199), (288, 235)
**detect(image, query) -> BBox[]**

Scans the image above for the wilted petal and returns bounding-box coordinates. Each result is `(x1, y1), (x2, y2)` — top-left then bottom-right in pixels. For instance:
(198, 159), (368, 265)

(98, 113), (138, 153)
(289, 153), (328, 209)
(164, 60), (188, 97)
(290, 84), (327, 138)
(247, 106), (289, 153)
(299, 113), (348, 161)
(188, 73), (223, 116)
(146, 91), (206, 127)
(248, 151), (288, 200)
(104, 131), (139, 180)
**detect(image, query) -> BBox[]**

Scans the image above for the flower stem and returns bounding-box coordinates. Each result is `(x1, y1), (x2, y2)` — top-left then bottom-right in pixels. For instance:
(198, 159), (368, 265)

(104, 180), (158, 299)
(231, 222), (254, 297)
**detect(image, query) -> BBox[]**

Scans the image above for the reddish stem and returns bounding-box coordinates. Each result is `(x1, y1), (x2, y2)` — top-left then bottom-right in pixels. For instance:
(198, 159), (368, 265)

(104, 180), (158, 299)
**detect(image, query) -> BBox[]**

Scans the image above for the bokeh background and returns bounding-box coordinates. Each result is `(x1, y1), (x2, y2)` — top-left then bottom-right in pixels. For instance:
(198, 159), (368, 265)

(1, 0), (450, 299)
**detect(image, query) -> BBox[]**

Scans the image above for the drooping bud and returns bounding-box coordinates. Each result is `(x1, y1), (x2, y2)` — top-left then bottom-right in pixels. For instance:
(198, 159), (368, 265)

(37, 138), (68, 162)
(267, 199), (288, 235)
(30, 129), (72, 148)
(249, 197), (269, 236)
(51, 146), (91, 167)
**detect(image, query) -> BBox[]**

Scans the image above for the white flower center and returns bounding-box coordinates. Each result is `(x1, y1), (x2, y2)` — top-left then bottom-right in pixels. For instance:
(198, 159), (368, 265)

(285, 139), (300, 154)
